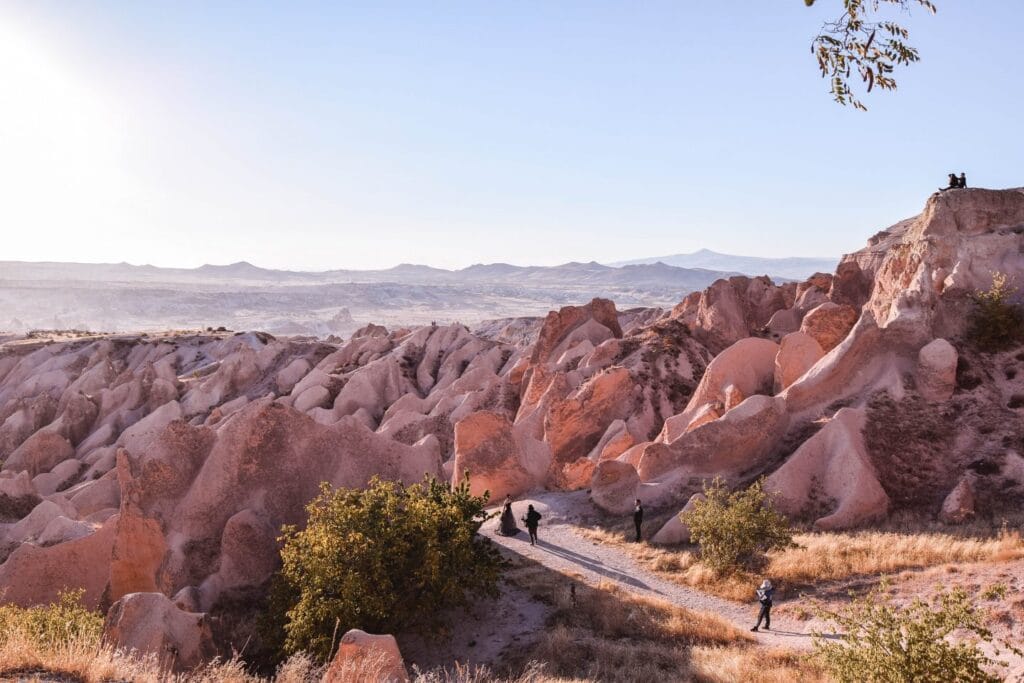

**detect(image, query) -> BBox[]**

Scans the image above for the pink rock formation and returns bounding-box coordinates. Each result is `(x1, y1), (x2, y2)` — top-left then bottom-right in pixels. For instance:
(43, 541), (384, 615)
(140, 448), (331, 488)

(773, 332), (824, 392)
(451, 411), (536, 501)
(766, 408), (888, 530)
(103, 592), (217, 672)
(939, 475), (975, 524)
(799, 302), (858, 352)
(322, 629), (409, 683)
(0, 187), (1021, 669)
(916, 338), (957, 402)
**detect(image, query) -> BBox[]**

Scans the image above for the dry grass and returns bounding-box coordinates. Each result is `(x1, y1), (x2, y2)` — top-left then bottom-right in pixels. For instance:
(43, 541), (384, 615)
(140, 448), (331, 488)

(499, 555), (826, 682)
(578, 520), (1024, 601)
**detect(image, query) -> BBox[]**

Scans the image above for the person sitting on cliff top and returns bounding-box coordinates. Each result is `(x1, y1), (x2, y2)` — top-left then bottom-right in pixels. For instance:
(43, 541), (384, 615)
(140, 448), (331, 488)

(939, 173), (958, 191)
(959, 172), (967, 188)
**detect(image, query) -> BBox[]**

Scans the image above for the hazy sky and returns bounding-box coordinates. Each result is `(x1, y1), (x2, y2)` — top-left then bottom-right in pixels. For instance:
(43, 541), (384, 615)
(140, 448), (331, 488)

(2, 1), (1021, 271)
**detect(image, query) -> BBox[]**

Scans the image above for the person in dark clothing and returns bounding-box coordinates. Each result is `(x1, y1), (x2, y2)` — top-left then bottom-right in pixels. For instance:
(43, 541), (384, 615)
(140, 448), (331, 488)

(633, 499), (644, 542)
(940, 173), (958, 191)
(959, 172), (967, 188)
(498, 495), (519, 536)
(522, 504), (542, 546)
(751, 579), (774, 632)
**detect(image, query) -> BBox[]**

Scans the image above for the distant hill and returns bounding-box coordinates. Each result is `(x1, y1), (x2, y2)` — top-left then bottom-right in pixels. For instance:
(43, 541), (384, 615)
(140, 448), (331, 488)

(609, 249), (837, 281)
(0, 258), (746, 335)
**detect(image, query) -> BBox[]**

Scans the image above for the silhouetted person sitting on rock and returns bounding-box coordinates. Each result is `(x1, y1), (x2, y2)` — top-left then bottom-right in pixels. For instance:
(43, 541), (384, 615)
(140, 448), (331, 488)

(959, 172), (967, 188)
(522, 504), (542, 546)
(940, 173), (958, 191)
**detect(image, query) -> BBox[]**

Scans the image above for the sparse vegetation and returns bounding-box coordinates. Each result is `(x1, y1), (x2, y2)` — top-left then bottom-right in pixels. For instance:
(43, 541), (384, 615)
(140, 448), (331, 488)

(980, 582), (1008, 601)
(502, 557), (824, 683)
(580, 519), (1024, 602)
(968, 271), (1024, 352)
(813, 587), (1021, 683)
(0, 590), (102, 650)
(864, 391), (955, 508)
(683, 478), (794, 574)
(267, 476), (504, 662)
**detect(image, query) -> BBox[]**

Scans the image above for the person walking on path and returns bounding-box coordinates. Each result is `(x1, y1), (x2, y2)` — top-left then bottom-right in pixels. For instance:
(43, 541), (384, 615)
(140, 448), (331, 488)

(498, 495), (519, 536)
(751, 579), (774, 632)
(633, 499), (644, 542)
(522, 504), (542, 546)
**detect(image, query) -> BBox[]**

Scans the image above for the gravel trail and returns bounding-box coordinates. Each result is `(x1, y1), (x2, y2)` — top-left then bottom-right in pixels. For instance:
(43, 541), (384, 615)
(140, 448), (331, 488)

(483, 492), (824, 650)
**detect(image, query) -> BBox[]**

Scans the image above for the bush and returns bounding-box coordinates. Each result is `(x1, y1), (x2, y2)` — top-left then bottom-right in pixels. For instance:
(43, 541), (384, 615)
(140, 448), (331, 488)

(813, 587), (1022, 683)
(682, 478), (793, 574)
(268, 476), (504, 662)
(0, 589), (103, 648)
(968, 272), (1024, 352)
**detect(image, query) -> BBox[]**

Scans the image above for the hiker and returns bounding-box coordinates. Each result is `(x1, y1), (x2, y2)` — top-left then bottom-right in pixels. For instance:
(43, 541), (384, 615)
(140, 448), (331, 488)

(522, 504), (542, 546)
(633, 499), (644, 542)
(498, 495), (519, 536)
(939, 172), (958, 191)
(959, 172), (968, 188)
(751, 579), (774, 632)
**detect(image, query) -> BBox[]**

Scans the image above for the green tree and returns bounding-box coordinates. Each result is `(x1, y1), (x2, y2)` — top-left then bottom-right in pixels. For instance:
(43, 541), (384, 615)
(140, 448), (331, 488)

(805, 0), (937, 110)
(968, 271), (1024, 352)
(268, 476), (504, 662)
(813, 587), (1022, 682)
(682, 477), (793, 574)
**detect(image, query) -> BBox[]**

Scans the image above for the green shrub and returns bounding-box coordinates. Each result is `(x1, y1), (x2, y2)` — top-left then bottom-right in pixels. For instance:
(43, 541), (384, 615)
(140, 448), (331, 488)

(682, 477), (793, 574)
(968, 272), (1024, 352)
(268, 476), (504, 662)
(813, 587), (1021, 683)
(0, 589), (103, 648)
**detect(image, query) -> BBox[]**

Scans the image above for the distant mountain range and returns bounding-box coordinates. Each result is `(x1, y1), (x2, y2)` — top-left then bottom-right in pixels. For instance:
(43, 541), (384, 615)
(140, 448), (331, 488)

(0, 251), (832, 335)
(609, 249), (837, 281)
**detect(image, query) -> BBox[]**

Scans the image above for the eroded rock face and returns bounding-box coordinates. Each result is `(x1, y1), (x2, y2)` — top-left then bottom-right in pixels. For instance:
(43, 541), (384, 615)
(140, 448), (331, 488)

(766, 408), (889, 530)
(103, 592), (217, 672)
(917, 338), (957, 402)
(800, 302), (858, 353)
(590, 460), (640, 514)
(773, 332), (824, 392)
(939, 475), (975, 524)
(451, 411), (536, 501)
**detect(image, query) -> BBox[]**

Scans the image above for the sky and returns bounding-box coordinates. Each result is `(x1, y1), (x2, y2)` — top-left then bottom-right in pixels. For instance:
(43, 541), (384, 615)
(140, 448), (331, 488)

(1, 1), (1022, 271)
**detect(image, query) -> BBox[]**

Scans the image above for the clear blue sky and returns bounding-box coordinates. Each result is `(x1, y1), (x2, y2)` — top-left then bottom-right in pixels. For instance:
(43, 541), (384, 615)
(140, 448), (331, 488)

(2, 1), (1021, 270)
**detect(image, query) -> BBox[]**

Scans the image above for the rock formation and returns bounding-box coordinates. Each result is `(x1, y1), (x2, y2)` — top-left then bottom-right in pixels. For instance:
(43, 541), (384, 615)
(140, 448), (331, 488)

(1, 188), (1023, 668)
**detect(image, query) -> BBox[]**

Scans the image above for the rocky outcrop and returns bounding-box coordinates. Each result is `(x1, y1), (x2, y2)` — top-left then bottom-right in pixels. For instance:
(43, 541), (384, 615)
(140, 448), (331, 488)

(799, 302), (858, 353)
(916, 338), (957, 402)
(103, 592), (217, 672)
(451, 411), (537, 501)
(322, 629), (409, 683)
(766, 408), (888, 530)
(590, 460), (640, 514)
(939, 475), (975, 524)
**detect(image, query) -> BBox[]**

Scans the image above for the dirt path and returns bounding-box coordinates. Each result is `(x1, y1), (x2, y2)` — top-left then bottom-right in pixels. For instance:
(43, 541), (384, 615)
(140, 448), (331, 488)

(484, 492), (827, 650)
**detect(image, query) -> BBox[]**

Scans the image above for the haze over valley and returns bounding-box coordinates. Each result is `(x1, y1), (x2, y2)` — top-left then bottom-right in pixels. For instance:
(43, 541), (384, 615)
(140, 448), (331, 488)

(0, 251), (835, 336)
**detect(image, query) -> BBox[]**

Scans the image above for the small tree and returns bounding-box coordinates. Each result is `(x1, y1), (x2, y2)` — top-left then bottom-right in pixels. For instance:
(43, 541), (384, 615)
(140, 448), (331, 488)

(682, 478), (793, 574)
(813, 587), (1022, 683)
(268, 476), (504, 661)
(968, 272), (1024, 352)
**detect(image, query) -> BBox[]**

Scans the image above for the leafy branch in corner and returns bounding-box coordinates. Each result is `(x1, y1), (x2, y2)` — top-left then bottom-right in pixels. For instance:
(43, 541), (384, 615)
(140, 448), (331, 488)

(805, 0), (936, 110)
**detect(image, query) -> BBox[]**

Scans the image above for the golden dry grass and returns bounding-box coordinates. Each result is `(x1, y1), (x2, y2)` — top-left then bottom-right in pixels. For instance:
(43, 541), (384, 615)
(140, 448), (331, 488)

(0, 630), (324, 683)
(579, 520), (1024, 602)
(499, 555), (827, 682)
